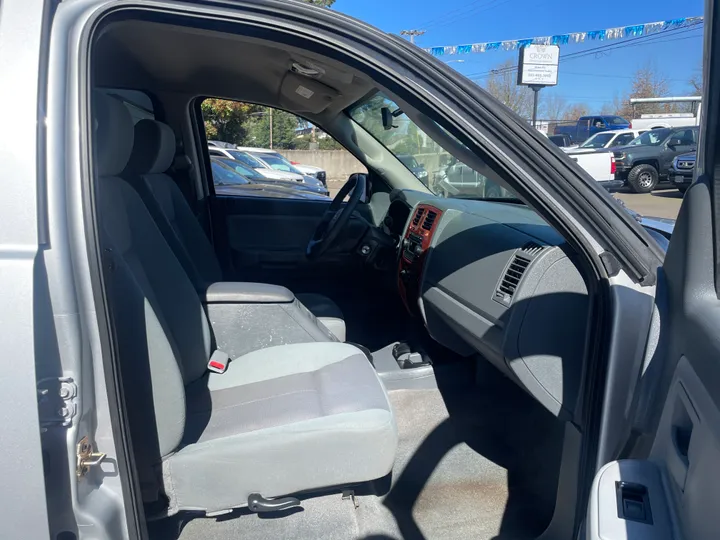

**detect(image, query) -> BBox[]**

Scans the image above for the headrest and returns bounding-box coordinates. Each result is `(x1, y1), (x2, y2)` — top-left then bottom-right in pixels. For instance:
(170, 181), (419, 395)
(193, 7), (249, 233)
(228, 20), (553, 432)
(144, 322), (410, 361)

(93, 91), (134, 176)
(124, 120), (176, 175)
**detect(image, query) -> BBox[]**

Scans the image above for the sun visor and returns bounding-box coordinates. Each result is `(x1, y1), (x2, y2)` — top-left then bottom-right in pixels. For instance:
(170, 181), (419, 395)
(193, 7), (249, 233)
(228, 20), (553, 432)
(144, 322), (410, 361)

(279, 72), (340, 114)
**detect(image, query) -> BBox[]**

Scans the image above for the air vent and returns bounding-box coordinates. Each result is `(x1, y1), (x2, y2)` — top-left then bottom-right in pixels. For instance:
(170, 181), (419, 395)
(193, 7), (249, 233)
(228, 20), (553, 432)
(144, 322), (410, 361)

(412, 208), (425, 226)
(422, 210), (438, 231)
(494, 254), (531, 306)
(520, 241), (544, 256)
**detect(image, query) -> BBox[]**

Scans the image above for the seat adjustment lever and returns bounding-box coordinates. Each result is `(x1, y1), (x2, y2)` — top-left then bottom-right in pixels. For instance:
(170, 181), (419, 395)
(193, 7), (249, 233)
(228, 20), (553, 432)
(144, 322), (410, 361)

(247, 493), (301, 513)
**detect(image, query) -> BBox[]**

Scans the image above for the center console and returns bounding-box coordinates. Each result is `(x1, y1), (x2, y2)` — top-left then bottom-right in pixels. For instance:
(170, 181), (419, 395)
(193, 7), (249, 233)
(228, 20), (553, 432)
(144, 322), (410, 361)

(398, 204), (443, 313)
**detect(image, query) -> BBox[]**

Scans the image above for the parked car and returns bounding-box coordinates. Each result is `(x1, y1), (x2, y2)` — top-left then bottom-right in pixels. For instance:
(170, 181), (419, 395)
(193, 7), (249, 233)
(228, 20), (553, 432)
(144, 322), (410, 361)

(237, 147), (327, 186)
(207, 146), (304, 181)
(215, 157), (329, 196)
(630, 96), (702, 130)
(553, 115), (630, 144)
(613, 126), (698, 193)
(210, 159), (330, 200)
(397, 154), (428, 180)
(564, 129), (646, 154)
(670, 151), (696, 194)
(433, 156), (510, 198)
(240, 149), (326, 188)
(207, 139), (237, 148)
(541, 132), (619, 189)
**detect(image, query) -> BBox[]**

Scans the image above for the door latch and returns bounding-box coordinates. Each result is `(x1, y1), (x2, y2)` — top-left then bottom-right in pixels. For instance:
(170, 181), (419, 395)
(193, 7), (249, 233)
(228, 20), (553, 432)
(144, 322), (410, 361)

(76, 436), (106, 478)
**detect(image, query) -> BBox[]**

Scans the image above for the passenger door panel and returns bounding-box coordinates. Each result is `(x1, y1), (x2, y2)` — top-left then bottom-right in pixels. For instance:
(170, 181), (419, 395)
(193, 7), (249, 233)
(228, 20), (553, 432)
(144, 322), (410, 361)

(210, 195), (367, 288)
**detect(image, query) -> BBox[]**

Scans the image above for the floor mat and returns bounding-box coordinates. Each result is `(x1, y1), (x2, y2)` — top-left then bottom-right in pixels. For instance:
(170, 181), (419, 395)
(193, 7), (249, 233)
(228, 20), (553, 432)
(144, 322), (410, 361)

(166, 365), (562, 540)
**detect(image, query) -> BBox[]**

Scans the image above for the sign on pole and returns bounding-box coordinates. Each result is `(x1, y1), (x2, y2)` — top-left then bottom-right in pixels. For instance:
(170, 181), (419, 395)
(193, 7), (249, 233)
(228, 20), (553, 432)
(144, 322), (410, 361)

(517, 44), (560, 86)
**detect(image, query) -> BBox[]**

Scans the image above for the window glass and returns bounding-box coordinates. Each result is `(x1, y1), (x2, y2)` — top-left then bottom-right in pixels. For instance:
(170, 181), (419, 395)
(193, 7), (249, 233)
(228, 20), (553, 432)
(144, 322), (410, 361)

(613, 134), (635, 146)
(348, 92), (514, 200)
(210, 160), (250, 186)
(607, 116), (629, 125)
(201, 98), (358, 200)
(629, 128), (671, 146)
(580, 132), (614, 148)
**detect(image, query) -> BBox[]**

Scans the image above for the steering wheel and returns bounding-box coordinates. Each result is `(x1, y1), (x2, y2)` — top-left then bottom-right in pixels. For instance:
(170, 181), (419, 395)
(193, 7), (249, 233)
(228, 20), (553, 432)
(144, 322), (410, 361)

(306, 173), (367, 259)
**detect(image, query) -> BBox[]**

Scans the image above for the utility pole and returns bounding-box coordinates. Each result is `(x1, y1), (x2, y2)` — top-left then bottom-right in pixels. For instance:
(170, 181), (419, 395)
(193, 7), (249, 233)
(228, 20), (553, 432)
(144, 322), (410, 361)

(400, 29), (425, 44)
(269, 107), (273, 149)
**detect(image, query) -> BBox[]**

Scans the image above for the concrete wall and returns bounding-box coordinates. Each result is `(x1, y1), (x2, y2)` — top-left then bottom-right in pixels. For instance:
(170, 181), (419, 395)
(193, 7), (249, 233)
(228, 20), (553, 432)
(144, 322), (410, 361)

(283, 150), (367, 181)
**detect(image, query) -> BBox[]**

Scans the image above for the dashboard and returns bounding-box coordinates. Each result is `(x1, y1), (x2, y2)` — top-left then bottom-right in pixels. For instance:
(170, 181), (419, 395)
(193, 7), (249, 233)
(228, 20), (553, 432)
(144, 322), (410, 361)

(384, 189), (590, 420)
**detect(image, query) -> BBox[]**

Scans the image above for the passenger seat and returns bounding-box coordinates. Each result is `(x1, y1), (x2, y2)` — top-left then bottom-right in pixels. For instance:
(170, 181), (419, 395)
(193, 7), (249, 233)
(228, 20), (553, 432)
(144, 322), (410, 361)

(94, 92), (396, 514)
(122, 119), (346, 340)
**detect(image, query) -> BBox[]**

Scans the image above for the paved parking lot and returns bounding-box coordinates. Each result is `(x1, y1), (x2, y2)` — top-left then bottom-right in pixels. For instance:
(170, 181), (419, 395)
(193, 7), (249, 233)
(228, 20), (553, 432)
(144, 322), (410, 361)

(614, 187), (683, 220)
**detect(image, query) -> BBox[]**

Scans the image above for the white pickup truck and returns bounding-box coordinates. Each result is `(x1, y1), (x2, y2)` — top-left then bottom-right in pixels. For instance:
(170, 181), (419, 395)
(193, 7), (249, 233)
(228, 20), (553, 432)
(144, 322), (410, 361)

(630, 96), (701, 130)
(540, 131), (619, 189)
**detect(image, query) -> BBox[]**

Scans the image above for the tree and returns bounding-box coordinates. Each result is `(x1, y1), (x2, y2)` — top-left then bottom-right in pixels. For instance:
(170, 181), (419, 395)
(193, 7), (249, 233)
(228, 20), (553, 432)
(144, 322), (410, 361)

(299, 0), (335, 6)
(484, 60), (533, 118)
(241, 108), (302, 149)
(564, 103), (590, 120)
(689, 64), (702, 94)
(541, 93), (567, 121)
(201, 99), (258, 143)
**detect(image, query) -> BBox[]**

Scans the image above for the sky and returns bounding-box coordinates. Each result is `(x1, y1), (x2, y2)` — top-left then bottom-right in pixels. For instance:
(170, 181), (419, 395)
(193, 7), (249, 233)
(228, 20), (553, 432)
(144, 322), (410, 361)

(333, 0), (705, 116)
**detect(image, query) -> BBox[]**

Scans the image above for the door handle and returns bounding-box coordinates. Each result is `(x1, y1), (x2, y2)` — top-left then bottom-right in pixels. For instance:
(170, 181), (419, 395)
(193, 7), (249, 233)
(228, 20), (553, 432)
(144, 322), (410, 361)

(666, 385), (696, 492)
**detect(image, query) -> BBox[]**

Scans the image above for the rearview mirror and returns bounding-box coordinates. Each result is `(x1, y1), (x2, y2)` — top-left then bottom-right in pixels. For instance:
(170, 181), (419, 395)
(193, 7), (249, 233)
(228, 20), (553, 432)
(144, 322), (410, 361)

(381, 107), (394, 130)
(381, 106), (403, 130)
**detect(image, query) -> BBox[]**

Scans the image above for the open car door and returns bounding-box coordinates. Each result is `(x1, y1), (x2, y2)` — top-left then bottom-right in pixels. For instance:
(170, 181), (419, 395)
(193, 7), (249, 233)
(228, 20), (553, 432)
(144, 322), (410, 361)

(586, 2), (720, 538)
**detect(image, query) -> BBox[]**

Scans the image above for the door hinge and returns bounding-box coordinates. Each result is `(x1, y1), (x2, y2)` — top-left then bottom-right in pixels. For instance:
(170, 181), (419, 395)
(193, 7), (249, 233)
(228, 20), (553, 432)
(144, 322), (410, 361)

(76, 436), (106, 478)
(37, 376), (77, 430)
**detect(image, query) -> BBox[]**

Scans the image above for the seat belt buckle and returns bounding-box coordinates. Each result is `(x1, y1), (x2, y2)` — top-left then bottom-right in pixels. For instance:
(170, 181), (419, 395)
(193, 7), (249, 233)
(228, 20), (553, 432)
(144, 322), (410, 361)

(207, 350), (230, 374)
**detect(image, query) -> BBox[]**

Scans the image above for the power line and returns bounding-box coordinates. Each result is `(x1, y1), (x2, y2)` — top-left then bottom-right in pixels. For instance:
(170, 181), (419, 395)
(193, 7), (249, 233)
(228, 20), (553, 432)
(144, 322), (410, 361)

(414, 0), (499, 31)
(422, 0), (513, 32)
(465, 24), (703, 79)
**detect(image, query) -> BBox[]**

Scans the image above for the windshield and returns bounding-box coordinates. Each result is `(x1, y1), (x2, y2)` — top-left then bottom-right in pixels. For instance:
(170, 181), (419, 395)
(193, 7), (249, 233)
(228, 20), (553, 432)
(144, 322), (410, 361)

(250, 153), (302, 175)
(629, 128), (671, 146)
(348, 92), (514, 200)
(211, 160), (250, 185)
(226, 150), (266, 169)
(217, 158), (263, 181)
(580, 132), (614, 148)
(398, 155), (420, 169)
(607, 116), (629, 125)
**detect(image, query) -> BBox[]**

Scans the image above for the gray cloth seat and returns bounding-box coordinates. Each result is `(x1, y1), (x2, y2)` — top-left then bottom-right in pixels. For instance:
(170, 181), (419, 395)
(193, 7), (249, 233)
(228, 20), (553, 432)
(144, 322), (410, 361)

(94, 92), (396, 514)
(122, 119), (345, 341)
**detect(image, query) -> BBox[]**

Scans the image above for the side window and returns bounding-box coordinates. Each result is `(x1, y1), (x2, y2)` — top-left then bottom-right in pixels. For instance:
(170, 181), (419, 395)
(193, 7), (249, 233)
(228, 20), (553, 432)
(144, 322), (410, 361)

(200, 98), (363, 200)
(593, 117), (606, 128)
(614, 134), (634, 146)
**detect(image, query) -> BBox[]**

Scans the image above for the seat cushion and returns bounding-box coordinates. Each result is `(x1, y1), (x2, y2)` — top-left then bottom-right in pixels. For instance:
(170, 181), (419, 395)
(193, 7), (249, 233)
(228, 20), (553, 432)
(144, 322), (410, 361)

(162, 343), (397, 514)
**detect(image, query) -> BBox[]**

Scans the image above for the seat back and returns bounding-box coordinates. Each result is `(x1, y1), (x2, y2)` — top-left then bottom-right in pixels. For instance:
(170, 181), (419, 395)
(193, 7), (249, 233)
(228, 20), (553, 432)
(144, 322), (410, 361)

(94, 92), (213, 458)
(124, 119), (223, 287)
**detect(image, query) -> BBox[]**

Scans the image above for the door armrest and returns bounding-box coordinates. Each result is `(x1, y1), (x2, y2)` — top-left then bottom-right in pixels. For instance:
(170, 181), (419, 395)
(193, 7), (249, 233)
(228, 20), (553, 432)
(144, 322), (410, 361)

(202, 282), (295, 304)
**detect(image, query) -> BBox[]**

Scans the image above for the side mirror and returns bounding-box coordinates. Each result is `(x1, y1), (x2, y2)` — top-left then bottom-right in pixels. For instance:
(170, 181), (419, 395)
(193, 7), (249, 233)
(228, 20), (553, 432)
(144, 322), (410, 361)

(667, 138), (683, 148)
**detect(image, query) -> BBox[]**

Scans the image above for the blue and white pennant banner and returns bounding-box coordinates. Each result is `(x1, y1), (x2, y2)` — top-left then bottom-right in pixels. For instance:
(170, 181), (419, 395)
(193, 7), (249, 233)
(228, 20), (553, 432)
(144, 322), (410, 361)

(424, 16), (703, 56)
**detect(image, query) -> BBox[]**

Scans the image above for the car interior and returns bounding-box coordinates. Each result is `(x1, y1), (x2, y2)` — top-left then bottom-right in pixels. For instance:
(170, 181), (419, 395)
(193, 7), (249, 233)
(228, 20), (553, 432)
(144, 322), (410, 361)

(90, 12), (597, 540)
